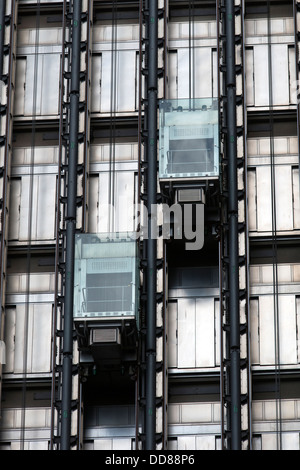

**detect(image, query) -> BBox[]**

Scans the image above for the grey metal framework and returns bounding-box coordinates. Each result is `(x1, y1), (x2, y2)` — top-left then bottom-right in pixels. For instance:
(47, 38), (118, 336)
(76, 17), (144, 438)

(218, 0), (251, 449)
(0, 0), (300, 452)
(138, 0), (169, 450)
(51, 0), (93, 450)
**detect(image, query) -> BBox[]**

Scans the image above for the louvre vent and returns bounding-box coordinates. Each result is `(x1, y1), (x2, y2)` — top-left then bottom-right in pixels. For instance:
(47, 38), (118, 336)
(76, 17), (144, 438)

(171, 126), (210, 138)
(177, 188), (205, 203)
(91, 328), (120, 344)
(90, 260), (129, 272)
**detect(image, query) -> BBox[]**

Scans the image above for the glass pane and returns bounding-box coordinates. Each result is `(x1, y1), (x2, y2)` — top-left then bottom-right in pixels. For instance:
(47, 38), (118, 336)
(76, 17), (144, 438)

(74, 233), (139, 321)
(159, 98), (219, 180)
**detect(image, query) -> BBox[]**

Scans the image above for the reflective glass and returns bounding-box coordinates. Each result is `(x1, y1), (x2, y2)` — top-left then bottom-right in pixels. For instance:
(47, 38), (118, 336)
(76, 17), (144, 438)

(159, 98), (219, 180)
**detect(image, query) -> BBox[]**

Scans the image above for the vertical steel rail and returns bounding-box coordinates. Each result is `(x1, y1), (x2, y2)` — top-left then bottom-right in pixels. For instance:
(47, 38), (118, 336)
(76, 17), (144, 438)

(51, 0), (68, 448)
(225, 0), (241, 449)
(219, 0), (250, 449)
(0, 1), (7, 376)
(145, 0), (158, 450)
(241, 0), (253, 449)
(216, 0), (226, 449)
(60, 0), (82, 450)
(52, 0), (92, 450)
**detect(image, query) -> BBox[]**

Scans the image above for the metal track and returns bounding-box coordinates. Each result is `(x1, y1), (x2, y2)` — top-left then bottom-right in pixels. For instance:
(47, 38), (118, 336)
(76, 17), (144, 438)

(218, 0), (252, 450)
(138, 0), (168, 450)
(51, 0), (92, 450)
(0, 0), (18, 416)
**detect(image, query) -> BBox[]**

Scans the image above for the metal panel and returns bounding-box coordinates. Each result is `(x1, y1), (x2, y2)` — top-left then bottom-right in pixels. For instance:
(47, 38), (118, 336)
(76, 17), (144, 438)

(177, 435), (195, 450)
(278, 295), (297, 365)
(22, 54), (60, 116)
(214, 299), (220, 366)
(252, 44), (292, 107)
(8, 178), (21, 240)
(176, 297), (218, 369)
(99, 52), (112, 113)
(195, 435), (216, 450)
(168, 50), (178, 99)
(195, 297), (215, 367)
(253, 45), (269, 107)
(250, 298), (260, 364)
(259, 295), (275, 365)
(93, 439), (133, 450)
(3, 307), (16, 374)
(177, 47), (215, 99)
(114, 170), (136, 231)
(275, 165), (293, 231)
(116, 50), (137, 112)
(177, 49), (191, 99)
(14, 57), (26, 116)
(254, 165), (294, 232)
(271, 44), (289, 106)
(91, 54), (102, 113)
(297, 297), (300, 364)
(177, 298), (195, 368)
(194, 48), (212, 98)
(257, 294), (298, 366)
(288, 46), (296, 104)
(245, 47), (254, 106)
(88, 169), (136, 233)
(292, 167), (300, 228)
(212, 49), (218, 98)
(176, 435), (217, 450)
(247, 168), (257, 231)
(167, 301), (177, 368)
(256, 166), (272, 232)
(87, 174), (99, 233)
(5, 303), (52, 374)
(18, 174), (56, 241)
(282, 433), (300, 450)
(40, 54), (60, 115)
(261, 433), (277, 450)
(100, 50), (138, 113)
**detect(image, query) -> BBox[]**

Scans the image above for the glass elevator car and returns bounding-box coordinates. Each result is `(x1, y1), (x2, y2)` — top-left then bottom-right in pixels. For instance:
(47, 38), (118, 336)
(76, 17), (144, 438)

(73, 233), (139, 364)
(159, 98), (219, 182)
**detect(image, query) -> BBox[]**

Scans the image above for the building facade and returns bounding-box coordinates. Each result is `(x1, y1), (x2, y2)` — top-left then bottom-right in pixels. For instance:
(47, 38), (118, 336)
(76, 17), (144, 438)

(0, 0), (300, 451)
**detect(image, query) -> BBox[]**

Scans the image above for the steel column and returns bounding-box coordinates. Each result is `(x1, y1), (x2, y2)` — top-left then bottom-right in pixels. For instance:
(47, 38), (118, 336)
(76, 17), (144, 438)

(225, 0), (241, 450)
(145, 0), (158, 450)
(0, 2), (5, 77)
(61, 0), (82, 450)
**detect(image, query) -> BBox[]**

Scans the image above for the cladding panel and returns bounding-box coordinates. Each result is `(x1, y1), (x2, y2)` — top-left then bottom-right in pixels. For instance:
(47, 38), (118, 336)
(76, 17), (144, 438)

(4, 303), (52, 375)
(250, 294), (299, 366)
(9, 173), (57, 242)
(170, 296), (219, 370)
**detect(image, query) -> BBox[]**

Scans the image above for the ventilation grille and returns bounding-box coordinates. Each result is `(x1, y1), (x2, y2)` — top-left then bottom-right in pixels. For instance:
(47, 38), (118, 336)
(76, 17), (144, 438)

(91, 328), (120, 344)
(177, 188), (205, 203)
(87, 259), (131, 273)
(171, 126), (210, 139)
